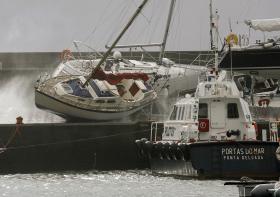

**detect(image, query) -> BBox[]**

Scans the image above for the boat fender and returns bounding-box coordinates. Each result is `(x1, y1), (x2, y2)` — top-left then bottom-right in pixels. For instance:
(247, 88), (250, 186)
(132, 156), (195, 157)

(163, 142), (171, 160)
(144, 141), (153, 152)
(163, 142), (170, 152)
(183, 145), (191, 161)
(154, 142), (163, 159)
(177, 151), (185, 161)
(170, 143), (177, 160)
(178, 143), (186, 152)
(170, 142), (177, 150)
(226, 129), (240, 138)
(250, 183), (275, 197)
(175, 143), (184, 160)
(140, 138), (147, 142)
(154, 141), (163, 150)
(135, 139), (145, 157)
(135, 139), (141, 147)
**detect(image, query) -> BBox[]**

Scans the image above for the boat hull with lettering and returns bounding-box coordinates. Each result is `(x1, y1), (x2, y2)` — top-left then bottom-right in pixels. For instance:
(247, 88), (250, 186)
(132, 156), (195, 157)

(190, 141), (280, 179)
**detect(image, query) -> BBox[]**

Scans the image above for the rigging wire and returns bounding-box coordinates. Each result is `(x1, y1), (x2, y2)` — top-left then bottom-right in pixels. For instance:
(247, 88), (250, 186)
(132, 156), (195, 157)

(131, 0), (152, 24)
(82, 0), (114, 44)
(146, 0), (165, 44)
(1, 128), (151, 152)
(136, 0), (158, 46)
(170, 0), (182, 52)
(105, 0), (132, 48)
(125, 0), (157, 47)
(174, 0), (183, 62)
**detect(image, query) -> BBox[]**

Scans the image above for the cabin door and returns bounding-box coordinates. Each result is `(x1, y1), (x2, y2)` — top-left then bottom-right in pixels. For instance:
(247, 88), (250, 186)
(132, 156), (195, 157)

(210, 101), (225, 128)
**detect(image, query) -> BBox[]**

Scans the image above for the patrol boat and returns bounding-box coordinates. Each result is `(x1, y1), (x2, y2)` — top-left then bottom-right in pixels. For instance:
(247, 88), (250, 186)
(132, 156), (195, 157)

(135, 71), (280, 179)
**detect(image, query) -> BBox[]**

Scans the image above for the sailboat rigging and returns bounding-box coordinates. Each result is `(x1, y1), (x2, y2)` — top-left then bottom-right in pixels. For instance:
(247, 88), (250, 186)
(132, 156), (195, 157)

(34, 0), (158, 121)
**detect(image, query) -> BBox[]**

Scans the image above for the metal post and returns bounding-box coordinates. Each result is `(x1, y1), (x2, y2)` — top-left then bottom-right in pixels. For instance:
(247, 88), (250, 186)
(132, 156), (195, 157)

(209, 0), (214, 50)
(155, 123), (158, 142)
(150, 123), (153, 141)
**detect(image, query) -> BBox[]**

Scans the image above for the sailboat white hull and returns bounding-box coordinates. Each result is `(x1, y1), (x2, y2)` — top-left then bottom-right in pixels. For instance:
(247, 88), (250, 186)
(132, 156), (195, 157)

(35, 90), (151, 121)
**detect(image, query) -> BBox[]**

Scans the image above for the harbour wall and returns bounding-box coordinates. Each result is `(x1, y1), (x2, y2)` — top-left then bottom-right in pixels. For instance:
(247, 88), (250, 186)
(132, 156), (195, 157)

(0, 121), (151, 173)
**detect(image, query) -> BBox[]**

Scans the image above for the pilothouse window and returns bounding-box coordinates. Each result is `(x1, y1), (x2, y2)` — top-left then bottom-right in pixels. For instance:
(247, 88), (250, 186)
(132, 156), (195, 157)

(185, 105), (191, 120)
(169, 106), (178, 120)
(227, 103), (239, 118)
(178, 107), (182, 120)
(180, 107), (185, 120)
(198, 103), (208, 118)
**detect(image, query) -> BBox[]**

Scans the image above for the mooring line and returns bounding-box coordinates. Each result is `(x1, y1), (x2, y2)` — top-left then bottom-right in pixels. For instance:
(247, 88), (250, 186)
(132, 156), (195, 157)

(2, 128), (151, 151)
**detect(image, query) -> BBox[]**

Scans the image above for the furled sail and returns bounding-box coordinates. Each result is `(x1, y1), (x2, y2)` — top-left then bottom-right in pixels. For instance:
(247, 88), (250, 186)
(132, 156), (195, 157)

(245, 18), (280, 32)
(92, 68), (149, 85)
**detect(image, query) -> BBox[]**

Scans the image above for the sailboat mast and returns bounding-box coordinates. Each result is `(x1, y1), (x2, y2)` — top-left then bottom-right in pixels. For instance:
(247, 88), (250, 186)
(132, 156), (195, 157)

(84, 0), (149, 85)
(159, 0), (176, 64)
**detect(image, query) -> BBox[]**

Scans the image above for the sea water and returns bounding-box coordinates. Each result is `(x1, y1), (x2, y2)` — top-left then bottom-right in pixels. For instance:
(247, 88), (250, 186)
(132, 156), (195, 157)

(0, 171), (238, 197)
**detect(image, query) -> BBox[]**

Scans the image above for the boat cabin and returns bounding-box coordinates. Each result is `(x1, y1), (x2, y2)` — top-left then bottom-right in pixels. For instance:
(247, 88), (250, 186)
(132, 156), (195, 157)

(159, 80), (256, 143)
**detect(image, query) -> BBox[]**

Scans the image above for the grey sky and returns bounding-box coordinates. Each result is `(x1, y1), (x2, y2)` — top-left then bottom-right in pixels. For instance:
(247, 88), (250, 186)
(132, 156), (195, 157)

(0, 0), (279, 52)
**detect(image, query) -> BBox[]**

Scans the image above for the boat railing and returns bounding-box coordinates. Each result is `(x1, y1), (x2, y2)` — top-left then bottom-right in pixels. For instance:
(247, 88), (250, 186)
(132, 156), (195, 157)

(71, 40), (104, 60)
(189, 52), (217, 67)
(150, 121), (198, 142)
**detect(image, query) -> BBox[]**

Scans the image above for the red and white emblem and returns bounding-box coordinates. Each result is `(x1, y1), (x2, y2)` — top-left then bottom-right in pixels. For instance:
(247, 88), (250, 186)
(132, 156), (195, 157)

(198, 119), (209, 132)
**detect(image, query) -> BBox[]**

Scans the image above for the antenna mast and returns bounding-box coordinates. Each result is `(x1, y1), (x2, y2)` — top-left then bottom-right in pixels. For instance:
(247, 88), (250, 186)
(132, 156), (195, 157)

(209, 0), (219, 69)
(209, 0), (214, 50)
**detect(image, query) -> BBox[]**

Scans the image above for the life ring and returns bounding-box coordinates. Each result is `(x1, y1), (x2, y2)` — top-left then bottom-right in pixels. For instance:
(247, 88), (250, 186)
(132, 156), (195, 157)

(226, 33), (238, 45)
(60, 49), (73, 61)
(198, 119), (209, 132)
(258, 98), (270, 107)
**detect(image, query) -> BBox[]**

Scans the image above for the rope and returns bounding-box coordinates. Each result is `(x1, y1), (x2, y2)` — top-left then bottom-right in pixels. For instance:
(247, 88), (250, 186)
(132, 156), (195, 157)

(83, 0), (114, 43)
(0, 124), (23, 153)
(2, 128), (151, 152)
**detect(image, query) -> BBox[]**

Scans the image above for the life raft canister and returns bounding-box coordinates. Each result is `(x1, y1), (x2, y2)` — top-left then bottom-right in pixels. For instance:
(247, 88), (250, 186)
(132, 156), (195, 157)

(198, 119), (209, 132)
(226, 33), (238, 45)
(258, 98), (270, 107)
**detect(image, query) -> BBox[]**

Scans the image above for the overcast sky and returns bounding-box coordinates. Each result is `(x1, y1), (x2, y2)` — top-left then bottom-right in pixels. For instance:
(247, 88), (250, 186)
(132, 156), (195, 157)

(0, 0), (279, 52)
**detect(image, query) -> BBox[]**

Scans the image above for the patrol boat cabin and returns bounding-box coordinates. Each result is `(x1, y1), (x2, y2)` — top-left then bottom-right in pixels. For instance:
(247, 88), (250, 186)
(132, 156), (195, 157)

(162, 77), (256, 143)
